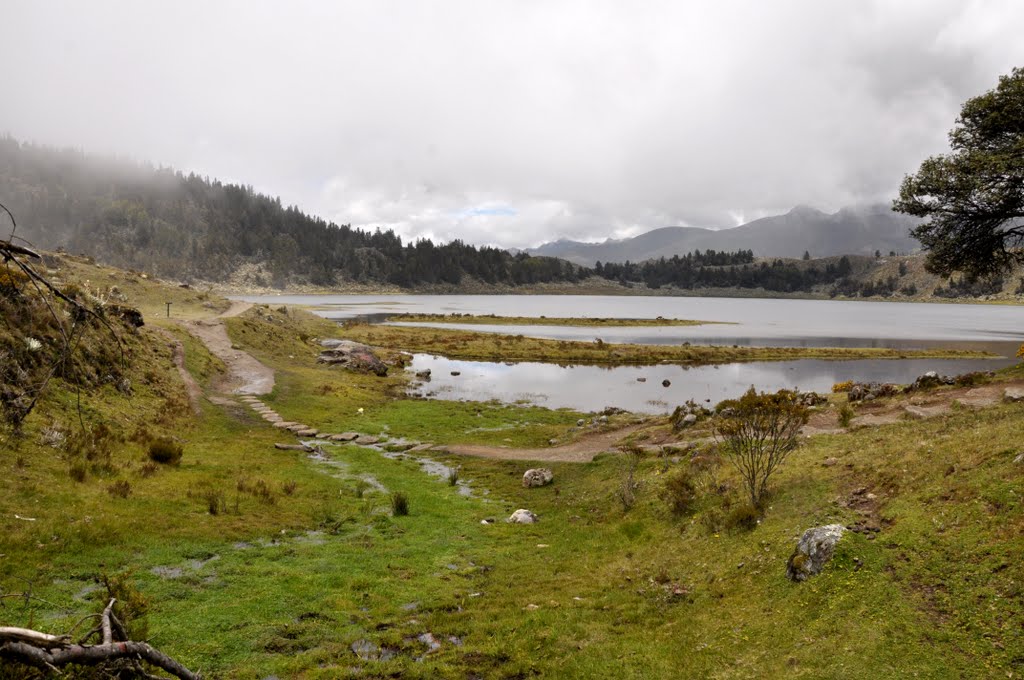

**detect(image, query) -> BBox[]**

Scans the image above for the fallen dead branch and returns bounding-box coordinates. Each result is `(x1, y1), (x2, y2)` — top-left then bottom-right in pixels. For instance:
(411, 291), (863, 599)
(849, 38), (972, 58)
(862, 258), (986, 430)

(0, 598), (201, 679)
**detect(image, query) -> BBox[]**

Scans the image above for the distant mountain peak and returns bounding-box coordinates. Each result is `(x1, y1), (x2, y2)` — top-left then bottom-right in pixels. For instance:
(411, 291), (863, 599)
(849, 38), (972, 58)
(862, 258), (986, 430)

(528, 203), (919, 265)
(787, 204), (825, 217)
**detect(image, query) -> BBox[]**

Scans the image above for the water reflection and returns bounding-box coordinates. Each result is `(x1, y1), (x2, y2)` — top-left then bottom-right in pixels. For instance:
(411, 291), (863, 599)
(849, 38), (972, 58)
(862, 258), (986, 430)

(237, 293), (1024, 355)
(408, 354), (1015, 415)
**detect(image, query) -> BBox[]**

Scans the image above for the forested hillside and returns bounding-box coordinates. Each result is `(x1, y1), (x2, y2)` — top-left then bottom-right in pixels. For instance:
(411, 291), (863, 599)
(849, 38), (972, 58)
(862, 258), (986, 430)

(0, 137), (579, 287)
(1, 137), (1017, 299)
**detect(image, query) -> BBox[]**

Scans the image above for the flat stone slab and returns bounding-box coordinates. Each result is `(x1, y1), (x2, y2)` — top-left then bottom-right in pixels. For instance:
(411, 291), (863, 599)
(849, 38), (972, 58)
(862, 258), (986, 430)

(296, 429), (319, 437)
(354, 435), (380, 445)
(275, 443), (312, 451)
(273, 421), (299, 429)
(330, 432), (360, 442)
(903, 404), (947, 420)
(407, 443), (434, 452)
(1005, 387), (1024, 402)
(286, 424), (309, 433)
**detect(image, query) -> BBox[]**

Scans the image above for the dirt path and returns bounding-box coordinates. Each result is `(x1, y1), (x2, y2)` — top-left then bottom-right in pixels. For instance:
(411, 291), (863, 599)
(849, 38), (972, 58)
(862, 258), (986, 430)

(154, 328), (203, 415)
(219, 300), (253, 318)
(184, 318), (274, 396)
(443, 424), (644, 463)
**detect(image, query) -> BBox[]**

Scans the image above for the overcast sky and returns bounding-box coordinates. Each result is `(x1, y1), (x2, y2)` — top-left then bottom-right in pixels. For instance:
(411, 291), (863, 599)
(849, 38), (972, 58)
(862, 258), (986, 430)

(3, 1), (1023, 249)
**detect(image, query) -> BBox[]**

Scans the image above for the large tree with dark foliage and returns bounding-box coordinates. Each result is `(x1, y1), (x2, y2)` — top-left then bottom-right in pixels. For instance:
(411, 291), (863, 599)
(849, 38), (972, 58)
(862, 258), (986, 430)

(894, 67), (1024, 278)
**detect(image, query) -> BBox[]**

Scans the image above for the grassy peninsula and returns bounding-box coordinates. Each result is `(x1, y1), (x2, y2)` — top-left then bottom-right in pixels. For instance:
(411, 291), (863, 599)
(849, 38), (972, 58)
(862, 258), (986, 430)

(341, 321), (994, 365)
(391, 312), (719, 327)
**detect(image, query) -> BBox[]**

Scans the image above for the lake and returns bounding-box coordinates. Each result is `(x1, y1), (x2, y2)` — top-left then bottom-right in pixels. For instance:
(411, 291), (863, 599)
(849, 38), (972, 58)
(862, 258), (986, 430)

(237, 294), (1023, 413)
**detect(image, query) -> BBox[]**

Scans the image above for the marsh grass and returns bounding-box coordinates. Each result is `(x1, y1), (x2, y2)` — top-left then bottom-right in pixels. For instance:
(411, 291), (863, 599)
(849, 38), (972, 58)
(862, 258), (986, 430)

(392, 313), (717, 327)
(339, 323), (992, 366)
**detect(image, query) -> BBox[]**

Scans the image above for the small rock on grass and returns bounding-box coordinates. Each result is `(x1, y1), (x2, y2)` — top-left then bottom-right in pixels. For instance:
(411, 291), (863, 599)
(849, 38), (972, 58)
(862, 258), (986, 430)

(354, 435), (380, 445)
(786, 524), (845, 582)
(508, 509), (538, 524)
(522, 468), (554, 488)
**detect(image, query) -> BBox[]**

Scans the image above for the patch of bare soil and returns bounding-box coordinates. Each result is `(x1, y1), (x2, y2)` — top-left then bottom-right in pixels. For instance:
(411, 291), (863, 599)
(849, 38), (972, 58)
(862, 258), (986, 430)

(443, 424), (644, 463)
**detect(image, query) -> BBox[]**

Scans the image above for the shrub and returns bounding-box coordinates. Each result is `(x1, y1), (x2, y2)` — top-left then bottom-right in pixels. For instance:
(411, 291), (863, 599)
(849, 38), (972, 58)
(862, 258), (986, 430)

(831, 380), (854, 393)
(99, 571), (150, 641)
(252, 479), (276, 505)
(660, 467), (698, 516)
(714, 388), (809, 508)
(203, 490), (226, 515)
(147, 437), (183, 465)
(447, 467), (460, 486)
(138, 461), (159, 478)
(838, 403), (855, 428)
(724, 504), (760, 531)
(353, 480), (371, 498)
(282, 480), (298, 496)
(391, 491), (410, 516)
(68, 461), (88, 482)
(617, 448), (642, 512)
(107, 479), (131, 498)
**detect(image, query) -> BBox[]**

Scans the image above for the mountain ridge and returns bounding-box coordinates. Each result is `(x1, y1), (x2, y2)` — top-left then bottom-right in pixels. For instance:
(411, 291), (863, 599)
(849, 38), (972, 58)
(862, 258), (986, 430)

(529, 204), (920, 265)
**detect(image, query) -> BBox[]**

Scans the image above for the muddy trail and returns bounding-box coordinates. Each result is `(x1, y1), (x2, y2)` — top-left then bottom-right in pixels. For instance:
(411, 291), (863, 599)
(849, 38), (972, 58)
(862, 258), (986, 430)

(181, 302), (275, 396)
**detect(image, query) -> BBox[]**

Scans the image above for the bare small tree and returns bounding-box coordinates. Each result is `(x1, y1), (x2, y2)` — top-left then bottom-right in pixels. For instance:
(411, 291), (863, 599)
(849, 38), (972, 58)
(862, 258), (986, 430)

(713, 388), (809, 508)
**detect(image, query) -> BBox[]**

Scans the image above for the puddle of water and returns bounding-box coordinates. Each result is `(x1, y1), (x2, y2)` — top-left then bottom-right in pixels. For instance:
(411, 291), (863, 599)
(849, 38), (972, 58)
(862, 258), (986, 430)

(407, 354), (1015, 414)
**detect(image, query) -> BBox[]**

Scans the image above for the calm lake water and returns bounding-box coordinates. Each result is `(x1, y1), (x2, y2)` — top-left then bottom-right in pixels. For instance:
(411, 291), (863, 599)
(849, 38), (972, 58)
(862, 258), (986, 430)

(238, 294), (1023, 413)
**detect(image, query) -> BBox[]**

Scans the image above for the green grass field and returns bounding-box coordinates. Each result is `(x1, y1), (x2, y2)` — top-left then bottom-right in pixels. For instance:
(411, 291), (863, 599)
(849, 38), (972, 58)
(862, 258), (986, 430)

(2, 260), (1023, 678)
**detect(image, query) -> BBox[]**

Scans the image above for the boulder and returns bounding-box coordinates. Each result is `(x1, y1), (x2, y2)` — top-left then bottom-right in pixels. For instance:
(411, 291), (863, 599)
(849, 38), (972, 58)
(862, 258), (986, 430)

(508, 509), (538, 524)
(786, 524), (846, 582)
(848, 382), (901, 402)
(317, 340), (388, 376)
(797, 391), (827, 407)
(522, 468), (554, 488)
(1004, 387), (1024, 402)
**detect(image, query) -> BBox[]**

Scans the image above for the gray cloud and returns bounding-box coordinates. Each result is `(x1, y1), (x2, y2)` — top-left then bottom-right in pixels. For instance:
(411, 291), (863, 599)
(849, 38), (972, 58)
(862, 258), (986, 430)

(2, 0), (1022, 249)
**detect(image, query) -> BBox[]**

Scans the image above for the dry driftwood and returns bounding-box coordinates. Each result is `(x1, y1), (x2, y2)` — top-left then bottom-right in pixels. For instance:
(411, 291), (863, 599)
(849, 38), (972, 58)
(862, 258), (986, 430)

(0, 598), (201, 679)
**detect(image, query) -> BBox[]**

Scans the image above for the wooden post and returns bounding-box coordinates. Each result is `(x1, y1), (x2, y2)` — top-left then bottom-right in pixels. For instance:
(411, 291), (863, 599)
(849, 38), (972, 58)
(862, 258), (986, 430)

(166, 302), (172, 318)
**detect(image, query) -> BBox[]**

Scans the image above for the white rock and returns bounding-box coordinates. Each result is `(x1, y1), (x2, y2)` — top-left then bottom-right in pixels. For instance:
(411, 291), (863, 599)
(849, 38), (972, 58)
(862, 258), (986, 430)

(522, 468), (554, 488)
(508, 509), (538, 524)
